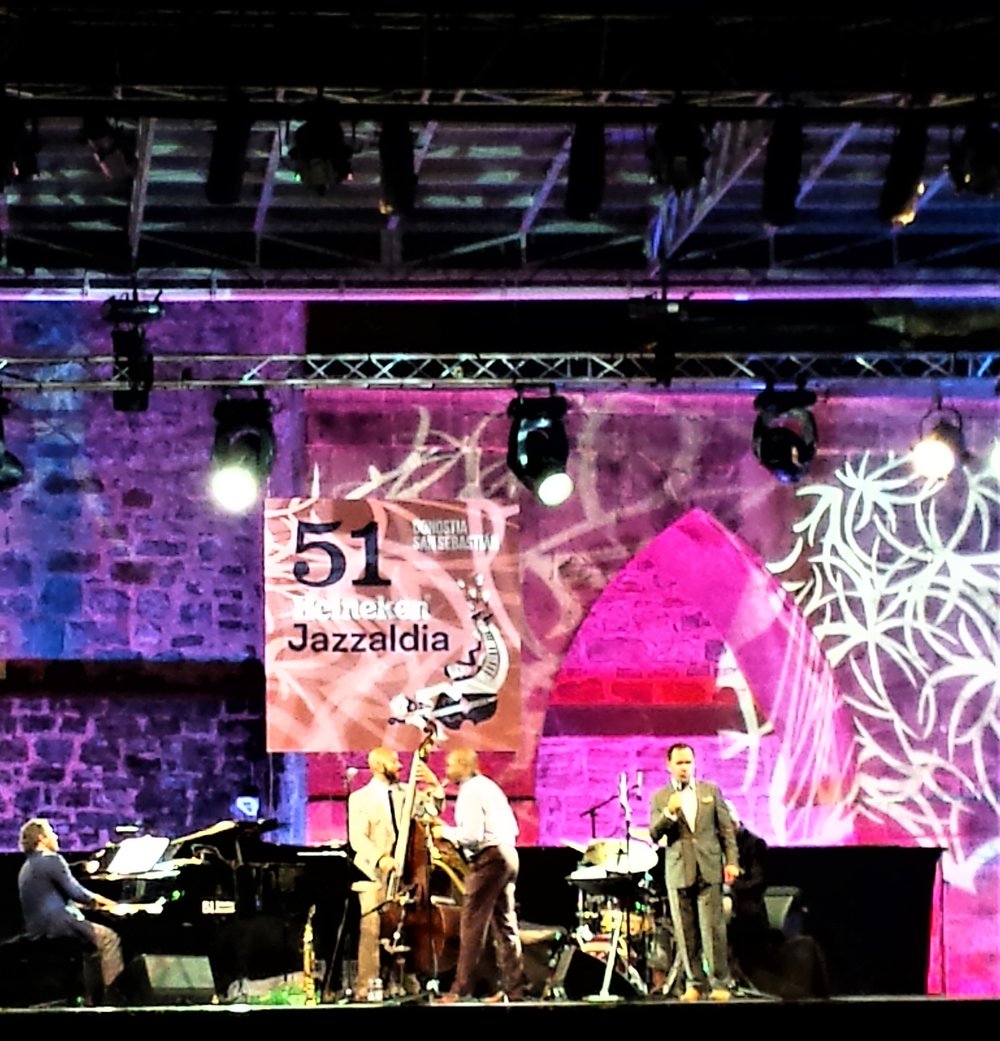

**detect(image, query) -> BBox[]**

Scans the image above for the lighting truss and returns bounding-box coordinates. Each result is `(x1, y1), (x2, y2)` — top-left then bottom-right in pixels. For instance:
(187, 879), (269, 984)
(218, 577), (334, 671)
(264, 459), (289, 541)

(0, 351), (997, 391)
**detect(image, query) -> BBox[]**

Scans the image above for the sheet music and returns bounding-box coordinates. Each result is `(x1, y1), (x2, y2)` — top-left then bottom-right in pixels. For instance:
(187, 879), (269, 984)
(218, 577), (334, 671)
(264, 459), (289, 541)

(104, 835), (170, 875)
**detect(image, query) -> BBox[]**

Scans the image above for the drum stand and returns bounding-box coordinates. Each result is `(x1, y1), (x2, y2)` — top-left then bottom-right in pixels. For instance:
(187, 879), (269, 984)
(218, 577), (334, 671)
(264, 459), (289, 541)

(584, 905), (626, 1002)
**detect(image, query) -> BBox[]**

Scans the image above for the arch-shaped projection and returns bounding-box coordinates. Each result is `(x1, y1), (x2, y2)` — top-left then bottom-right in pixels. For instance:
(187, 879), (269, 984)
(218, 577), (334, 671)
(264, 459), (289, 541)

(548, 507), (857, 845)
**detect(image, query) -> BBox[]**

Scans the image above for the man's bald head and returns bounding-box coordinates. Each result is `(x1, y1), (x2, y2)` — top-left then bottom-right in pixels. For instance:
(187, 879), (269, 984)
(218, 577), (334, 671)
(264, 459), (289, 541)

(445, 747), (479, 784)
(368, 746), (402, 782)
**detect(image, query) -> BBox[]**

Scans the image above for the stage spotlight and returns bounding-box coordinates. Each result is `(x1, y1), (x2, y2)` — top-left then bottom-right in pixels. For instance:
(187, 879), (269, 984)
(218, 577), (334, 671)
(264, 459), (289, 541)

(878, 112), (928, 227)
(81, 115), (136, 182)
(647, 100), (710, 194)
(912, 400), (968, 481)
(206, 91), (254, 205)
(111, 327), (154, 413)
(378, 115), (417, 216)
(565, 120), (606, 221)
(289, 105), (353, 196)
(210, 393), (276, 514)
(947, 114), (1000, 197)
(507, 391), (574, 507)
(0, 397), (26, 491)
(101, 291), (162, 413)
(762, 106), (804, 228)
(752, 384), (818, 485)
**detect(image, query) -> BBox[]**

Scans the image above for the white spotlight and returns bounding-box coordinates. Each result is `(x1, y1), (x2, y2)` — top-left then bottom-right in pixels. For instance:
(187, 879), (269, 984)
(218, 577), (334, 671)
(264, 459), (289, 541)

(912, 399), (967, 482)
(209, 464), (262, 515)
(209, 392), (276, 514)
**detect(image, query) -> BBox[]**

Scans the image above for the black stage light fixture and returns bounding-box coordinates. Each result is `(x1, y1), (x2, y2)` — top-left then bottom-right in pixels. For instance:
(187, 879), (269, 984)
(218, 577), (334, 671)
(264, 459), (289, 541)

(210, 392), (276, 514)
(762, 106), (804, 227)
(752, 383), (818, 485)
(82, 115), (136, 182)
(948, 112), (1000, 197)
(507, 391), (574, 507)
(111, 327), (154, 413)
(0, 396), (26, 491)
(878, 112), (928, 227)
(565, 120), (606, 221)
(289, 104), (353, 196)
(378, 115), (417, 216)
(101, 291), (163, 413)
(648, 100), (710, 194)
(206, 91), (254, 205)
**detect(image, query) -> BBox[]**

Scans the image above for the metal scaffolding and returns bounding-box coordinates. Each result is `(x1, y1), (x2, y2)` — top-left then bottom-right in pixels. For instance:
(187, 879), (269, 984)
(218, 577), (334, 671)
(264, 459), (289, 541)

(1, 350), (998, 392)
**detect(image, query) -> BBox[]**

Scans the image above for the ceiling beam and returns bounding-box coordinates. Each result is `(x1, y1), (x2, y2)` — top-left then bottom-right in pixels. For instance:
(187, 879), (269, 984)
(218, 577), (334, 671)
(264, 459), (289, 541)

(253, 124), (284, 267)
(0, 98), (993, 124)
(128, 117), (155, 267)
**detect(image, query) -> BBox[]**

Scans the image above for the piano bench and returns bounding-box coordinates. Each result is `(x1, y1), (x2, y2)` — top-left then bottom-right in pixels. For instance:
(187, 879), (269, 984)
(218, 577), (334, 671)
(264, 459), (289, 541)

(0, 934), (100, 1007)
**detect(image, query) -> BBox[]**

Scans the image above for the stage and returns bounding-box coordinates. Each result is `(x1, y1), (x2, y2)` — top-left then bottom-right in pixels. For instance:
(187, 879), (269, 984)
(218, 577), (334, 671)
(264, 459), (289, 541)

(0, 993), (993, 1025)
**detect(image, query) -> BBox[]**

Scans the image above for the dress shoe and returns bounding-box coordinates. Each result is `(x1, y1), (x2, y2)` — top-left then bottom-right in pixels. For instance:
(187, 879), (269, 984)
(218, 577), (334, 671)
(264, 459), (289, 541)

(482, 991), (507, 1004)
(680, 986), (701, 1002)
(709, 987), (732, 1002)
(436, 992), (463, 1004)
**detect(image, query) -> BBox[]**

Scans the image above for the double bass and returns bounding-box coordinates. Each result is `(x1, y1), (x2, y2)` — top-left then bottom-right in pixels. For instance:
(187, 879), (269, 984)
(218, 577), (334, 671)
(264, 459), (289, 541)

(380, 724), (466, 985)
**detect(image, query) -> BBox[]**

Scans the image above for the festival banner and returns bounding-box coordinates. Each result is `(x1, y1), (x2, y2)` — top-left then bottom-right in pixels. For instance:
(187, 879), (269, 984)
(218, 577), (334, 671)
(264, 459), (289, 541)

(264, 497), (522, 752)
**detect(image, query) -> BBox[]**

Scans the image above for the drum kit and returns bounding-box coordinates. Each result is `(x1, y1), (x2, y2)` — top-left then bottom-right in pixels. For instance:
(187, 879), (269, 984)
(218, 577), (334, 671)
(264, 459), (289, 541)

(563, 830), (668, 998)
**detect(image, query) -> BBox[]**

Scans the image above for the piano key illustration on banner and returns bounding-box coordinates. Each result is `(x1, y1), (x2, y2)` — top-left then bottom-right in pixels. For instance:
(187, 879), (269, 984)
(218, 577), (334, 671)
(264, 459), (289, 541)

(263, 497), (522, 752)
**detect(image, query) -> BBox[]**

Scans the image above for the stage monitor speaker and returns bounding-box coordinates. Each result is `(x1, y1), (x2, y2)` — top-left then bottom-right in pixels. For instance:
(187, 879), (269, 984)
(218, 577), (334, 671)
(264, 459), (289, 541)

(126, 954), (216, 1005)
(546, 944), (641, 1001)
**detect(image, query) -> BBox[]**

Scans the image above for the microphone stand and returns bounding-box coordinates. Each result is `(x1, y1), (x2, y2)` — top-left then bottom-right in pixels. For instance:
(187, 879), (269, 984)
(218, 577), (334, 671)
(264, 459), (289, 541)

(322, 768), (358, 1002)
(579, 791), (620, 840)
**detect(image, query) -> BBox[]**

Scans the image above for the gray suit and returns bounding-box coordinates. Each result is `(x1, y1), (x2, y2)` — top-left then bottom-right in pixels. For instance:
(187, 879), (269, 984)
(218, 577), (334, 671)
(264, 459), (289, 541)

(649, 779), (739, 992)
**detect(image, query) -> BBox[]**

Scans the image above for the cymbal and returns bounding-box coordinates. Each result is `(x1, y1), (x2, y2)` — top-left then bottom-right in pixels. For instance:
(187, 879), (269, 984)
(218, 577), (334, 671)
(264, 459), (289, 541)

(560, 839), (589, 854)
(581, 837), (658, 875)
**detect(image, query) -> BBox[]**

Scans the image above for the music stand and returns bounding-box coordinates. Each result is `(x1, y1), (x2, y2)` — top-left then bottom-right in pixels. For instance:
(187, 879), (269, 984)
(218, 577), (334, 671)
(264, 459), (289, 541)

(315, 846), (371, 1003)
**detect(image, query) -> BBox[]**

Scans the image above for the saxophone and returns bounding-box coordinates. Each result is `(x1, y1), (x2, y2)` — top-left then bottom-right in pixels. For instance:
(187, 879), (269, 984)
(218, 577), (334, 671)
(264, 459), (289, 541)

(302, 904), (317, 1006)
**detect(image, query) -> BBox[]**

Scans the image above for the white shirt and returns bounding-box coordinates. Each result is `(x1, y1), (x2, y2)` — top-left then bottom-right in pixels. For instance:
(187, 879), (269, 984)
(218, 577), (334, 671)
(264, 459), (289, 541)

(667, 778), (698, 830)
(440, 773), (518, 855)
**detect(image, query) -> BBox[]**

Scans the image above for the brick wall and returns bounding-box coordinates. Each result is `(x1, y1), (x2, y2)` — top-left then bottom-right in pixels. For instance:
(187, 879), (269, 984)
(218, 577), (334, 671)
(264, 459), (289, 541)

(0, 303), (996, 992)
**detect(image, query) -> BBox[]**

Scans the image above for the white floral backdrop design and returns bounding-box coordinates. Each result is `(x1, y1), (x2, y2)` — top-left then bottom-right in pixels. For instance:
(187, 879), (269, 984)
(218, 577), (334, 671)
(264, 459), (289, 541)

(768, 453), (1000, 891)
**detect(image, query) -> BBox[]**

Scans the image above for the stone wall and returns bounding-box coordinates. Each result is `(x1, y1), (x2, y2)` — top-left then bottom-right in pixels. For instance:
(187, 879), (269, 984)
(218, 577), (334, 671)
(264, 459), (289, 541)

(0, 301), (997, 993)
(0, 300), (306, 849)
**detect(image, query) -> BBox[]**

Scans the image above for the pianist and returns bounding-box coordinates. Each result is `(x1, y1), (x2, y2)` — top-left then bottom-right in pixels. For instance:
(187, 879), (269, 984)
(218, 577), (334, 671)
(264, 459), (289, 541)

(18, 818), (125, 999)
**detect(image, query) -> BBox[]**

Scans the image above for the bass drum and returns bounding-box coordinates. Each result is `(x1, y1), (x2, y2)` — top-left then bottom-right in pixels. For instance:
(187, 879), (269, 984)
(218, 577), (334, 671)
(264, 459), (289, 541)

(598, 903), (656, 937)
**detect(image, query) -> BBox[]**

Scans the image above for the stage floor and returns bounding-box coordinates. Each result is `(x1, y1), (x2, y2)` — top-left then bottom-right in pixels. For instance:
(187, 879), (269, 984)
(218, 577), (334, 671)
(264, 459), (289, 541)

(0, 994), (995, 1022)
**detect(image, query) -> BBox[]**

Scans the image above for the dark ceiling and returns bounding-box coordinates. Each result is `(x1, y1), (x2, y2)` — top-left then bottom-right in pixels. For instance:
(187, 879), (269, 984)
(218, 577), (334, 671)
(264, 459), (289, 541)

(2, 5), (1000, 356)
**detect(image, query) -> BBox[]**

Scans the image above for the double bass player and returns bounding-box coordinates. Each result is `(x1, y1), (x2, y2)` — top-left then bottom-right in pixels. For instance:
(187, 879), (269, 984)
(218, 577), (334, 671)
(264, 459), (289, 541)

(347, 744), (444, 1000)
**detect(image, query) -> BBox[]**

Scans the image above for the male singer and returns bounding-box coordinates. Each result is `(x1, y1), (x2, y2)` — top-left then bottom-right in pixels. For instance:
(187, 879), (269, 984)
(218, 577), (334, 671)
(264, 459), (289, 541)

(648, 743), (739, 1002)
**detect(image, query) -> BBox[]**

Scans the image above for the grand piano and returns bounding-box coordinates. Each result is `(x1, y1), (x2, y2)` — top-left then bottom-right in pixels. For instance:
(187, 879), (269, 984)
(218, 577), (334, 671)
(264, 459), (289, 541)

(76, 819), (358, 997)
